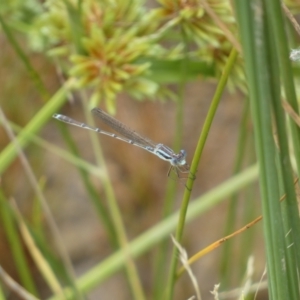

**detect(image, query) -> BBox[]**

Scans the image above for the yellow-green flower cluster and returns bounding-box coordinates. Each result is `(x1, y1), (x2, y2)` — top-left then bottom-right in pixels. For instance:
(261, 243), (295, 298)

(196, 36), (246, 93)
(27, 0), (250, 109)
(30, 0), (166, 111)
(11, 0), (300, 104)
(155, 0), (235, 47)
(69, 26), (155, 111)
(154, 0), (246, 91)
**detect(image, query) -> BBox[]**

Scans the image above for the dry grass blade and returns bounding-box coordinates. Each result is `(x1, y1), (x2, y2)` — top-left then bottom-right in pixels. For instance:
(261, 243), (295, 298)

(201, 0), (241, 53)
(282, 3), (300, 37)
(171, 235), (202, 300)
(282, 100), (300, 127)
(0, 265), (40, 300)
(210, 283), (220, 300)
(177, 178), (298, 277)
(10, 198), (63, 295)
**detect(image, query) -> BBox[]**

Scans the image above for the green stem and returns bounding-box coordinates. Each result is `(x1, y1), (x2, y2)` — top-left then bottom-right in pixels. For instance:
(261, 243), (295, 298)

(81, 98), (146, 300)
(0, 85), (69, 175)
(166, 48), (238, 300)
(47, 164), (258, 300)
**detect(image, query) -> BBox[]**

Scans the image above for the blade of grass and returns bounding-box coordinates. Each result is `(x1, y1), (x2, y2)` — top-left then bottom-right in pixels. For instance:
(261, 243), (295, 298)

(10, 198), (64, 296)
(233, 0), (295, 298)
(0, 191), (38, 297)
(56, 121), (118, 247)
(5, 121), (103, 177)
(47, 164), (258, 300)
(265, 0), (300, 273)
(177, 179), (298, 277)
(166, 47), (239, 300)
(0, 83), (70, 176)
(265, 4), (300, 296)
(0, 14), (50, 101)
(62, 0), (85, 54)
(219, 98), (251, 286)
(0, 283), (4, 300)
(153, 25), (189, 300)
(0, 107), (84, 299)
(0, 265), (39, 300)
(80, 96), (146, 300)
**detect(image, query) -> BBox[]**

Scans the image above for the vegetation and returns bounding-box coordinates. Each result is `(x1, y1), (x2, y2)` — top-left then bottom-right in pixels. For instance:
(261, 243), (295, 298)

(0, 0), (300, 299)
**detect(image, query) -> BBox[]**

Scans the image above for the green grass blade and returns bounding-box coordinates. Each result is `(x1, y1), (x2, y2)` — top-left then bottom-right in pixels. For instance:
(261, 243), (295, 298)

(166, 48), (239, 300)
(0, 84), (69, 176)
(47, 164), (258, 300)
(0, 191), (39, 297)
(0, 14), (49, 101)
(234, 0), (298, 298)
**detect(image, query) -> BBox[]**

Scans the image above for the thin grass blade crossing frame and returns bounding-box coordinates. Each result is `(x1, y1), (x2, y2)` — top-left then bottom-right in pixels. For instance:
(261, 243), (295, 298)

(53, 108), (190, 175)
